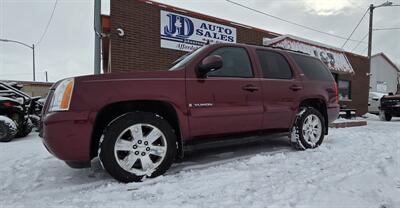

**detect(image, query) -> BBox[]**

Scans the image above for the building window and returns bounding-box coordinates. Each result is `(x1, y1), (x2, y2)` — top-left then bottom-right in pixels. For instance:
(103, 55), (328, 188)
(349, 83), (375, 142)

(338, 80), (351, 101)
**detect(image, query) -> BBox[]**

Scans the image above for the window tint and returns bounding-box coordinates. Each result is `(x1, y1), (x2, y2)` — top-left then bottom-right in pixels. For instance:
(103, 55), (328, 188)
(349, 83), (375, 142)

(291, 54), (334, 81)
(256, 50), (292, 79)
(207, 47), (253, 78)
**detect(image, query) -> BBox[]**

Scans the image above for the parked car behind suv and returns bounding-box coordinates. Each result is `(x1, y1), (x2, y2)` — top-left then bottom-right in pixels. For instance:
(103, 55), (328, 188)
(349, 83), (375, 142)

(379, 94), (400, 121)
(41, 43), (339, 182)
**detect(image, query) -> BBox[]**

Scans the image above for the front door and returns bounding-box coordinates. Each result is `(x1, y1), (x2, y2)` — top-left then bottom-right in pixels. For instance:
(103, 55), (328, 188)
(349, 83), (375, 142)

(186, 46), (263, 138)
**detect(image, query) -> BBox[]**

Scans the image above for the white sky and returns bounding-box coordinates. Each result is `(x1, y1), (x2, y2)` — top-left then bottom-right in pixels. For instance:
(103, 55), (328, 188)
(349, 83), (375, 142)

(0, 0), (399, 82)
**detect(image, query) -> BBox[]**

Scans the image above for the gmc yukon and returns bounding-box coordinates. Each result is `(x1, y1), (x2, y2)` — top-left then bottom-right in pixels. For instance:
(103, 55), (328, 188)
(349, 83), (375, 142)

(41, 43), (339, 182)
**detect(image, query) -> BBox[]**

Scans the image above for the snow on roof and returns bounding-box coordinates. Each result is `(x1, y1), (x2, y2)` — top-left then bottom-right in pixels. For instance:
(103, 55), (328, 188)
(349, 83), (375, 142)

(264, 34), (344, 52)
(264, 35), (354, 74)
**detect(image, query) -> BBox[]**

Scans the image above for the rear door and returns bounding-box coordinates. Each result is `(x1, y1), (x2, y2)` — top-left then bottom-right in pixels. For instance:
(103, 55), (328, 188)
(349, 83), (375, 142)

(255, 49), (303, 129)
(186, 46), (263, 138)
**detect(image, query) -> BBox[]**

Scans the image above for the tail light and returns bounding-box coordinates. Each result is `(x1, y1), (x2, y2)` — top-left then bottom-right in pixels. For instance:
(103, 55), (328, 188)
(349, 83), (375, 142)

(1, 101), (16, 107)
(333, 81), (339, 104)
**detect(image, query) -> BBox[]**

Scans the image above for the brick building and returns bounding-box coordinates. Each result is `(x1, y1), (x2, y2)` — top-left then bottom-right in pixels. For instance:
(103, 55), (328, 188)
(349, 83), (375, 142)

(101, 0), (370, 115)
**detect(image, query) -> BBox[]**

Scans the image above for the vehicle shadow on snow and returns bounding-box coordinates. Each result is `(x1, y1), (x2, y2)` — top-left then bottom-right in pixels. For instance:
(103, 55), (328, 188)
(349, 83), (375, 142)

(169, 136), (292, 174)
(87, 135), (293, 181)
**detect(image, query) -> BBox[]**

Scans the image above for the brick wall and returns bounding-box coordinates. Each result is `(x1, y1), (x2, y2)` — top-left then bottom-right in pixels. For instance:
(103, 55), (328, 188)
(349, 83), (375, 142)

(110, 0), (278, 72)
(339, 53), (370, 115)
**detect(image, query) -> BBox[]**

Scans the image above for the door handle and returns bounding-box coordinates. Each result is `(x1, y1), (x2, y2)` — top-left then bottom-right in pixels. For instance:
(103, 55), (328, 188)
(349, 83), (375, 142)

(289, 85), (303, 91)
(242, 85), (260, 92)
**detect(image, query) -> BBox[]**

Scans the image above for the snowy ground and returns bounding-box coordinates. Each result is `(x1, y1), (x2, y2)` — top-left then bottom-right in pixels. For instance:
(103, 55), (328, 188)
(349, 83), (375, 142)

(1, 114), (399, 208)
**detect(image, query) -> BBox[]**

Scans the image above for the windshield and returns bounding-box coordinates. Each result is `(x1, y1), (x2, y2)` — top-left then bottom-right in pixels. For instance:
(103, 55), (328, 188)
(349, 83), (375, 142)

(169, 46), (208, 71)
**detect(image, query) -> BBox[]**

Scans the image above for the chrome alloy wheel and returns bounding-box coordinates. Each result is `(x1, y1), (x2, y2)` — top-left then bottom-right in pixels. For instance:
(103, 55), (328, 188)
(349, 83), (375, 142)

(302, 114), (322, 146)
(114, 123), (167, 175)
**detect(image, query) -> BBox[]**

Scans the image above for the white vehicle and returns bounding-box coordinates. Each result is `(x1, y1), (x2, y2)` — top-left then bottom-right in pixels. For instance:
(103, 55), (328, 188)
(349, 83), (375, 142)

(368, 92), (387, 115)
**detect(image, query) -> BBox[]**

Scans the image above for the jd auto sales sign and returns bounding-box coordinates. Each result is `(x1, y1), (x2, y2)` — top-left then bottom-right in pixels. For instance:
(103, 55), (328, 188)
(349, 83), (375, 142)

(160, 10), (237, 52)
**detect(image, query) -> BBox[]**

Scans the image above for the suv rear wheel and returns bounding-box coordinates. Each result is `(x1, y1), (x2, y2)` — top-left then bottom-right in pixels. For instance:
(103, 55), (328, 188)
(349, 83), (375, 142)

(99, 112), (177, 183)
(290, 107), (325, 150)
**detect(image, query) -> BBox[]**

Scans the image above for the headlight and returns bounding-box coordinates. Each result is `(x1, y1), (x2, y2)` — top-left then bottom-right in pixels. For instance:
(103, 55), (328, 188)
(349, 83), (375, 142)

(49, 78), (74, 112)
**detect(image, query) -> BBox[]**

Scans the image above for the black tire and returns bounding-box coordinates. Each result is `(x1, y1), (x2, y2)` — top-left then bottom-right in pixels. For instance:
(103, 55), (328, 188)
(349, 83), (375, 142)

(99, 112), (177, 183)
(379, 110), (392, 121)
(15, 118), (33, 138)
(0, 116), (18, 142)
(290, 107), (325, 150)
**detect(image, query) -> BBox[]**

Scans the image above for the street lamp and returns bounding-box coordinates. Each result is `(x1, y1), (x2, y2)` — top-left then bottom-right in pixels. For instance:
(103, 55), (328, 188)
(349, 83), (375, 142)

(367, 1), (400, 60)
(0, 38), (36, 81)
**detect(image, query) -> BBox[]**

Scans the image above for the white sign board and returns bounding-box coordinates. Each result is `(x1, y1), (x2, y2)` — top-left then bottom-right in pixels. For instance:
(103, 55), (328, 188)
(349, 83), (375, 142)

(377, 81), (388, 93)
(267, 37), (354, 73)
(160, 10), (237, 52)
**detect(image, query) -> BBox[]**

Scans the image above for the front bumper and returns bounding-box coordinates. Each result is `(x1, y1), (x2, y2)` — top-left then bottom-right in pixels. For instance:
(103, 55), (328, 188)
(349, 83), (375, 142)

(41, 111), (94, 162)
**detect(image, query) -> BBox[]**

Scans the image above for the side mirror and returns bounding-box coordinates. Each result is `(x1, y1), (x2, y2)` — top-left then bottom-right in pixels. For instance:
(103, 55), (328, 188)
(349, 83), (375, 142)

(197, 55), (223, 78)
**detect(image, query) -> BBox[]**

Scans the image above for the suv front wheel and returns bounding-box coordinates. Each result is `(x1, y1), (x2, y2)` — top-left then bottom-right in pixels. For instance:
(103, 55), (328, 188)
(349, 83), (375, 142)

(290, 107), (325, 150)
(99, 112), (177, 183)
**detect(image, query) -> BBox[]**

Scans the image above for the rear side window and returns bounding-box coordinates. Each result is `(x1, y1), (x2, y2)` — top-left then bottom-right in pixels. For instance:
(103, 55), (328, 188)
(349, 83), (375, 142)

(207, 47), (253, 78)
(291, 54), (334, 81)
(256, 50), (292, 79)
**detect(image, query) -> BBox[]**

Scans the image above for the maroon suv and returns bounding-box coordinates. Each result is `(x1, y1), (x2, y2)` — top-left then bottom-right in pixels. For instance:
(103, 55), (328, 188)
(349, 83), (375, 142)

(41, 43), (339, 182)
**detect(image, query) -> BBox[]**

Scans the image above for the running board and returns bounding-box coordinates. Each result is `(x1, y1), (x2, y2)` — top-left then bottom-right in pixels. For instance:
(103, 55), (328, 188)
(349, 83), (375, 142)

(183, 132), (290, 152)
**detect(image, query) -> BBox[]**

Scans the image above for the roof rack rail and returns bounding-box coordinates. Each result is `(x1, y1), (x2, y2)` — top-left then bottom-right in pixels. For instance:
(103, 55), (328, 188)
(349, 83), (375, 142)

(265, 45), (310, 55)
(242, 43), (310, 55)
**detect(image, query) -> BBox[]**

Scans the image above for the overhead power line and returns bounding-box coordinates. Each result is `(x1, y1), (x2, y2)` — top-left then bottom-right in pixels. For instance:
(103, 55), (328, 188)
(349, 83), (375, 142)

(341, 8), (369, 49)
(225, 0), (367, 44)
(36, 0), (58, 45)
(351, 32), (368, 52)
(374, 27), (400, 31)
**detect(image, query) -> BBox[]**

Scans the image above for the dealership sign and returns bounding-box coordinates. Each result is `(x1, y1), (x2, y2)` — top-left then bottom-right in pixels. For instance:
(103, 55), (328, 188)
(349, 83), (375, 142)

(160, 10), (237, 52)
(264, 35), (354, 73)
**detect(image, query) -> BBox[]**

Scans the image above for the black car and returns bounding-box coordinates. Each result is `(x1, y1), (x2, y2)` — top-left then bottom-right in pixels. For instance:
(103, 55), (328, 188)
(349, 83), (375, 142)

(379, 94), (400, 121)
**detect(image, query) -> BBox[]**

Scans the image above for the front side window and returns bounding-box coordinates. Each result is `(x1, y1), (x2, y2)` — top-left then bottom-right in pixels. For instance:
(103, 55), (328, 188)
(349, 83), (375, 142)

(169, 46), (208, 71)
(256, 50), (293, 79)
(338, 80), (351, 100)
(207, 47), (253, 78)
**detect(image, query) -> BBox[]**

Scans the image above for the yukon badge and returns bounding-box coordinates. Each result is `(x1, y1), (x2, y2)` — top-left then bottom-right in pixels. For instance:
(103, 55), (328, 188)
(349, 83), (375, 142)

(189, 103), (214, 108)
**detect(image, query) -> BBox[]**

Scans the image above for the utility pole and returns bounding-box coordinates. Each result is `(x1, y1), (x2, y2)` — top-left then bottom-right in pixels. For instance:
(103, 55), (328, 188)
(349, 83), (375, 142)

(32, 44), (36, 81)
(45, 71), (48, 82)
(367, 4), (373, 60)
(94, 0), (101, 74)
(366, 1), (399, 73)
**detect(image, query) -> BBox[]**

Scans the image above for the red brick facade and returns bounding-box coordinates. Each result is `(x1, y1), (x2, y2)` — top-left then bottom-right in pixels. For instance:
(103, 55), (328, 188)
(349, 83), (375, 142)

(106, 0), (370, 115)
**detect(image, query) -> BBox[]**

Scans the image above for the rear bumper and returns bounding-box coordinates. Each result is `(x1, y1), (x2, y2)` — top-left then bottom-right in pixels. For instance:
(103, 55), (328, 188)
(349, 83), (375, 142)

(41, 111), (94, 163)
(327, 104), (340, 124)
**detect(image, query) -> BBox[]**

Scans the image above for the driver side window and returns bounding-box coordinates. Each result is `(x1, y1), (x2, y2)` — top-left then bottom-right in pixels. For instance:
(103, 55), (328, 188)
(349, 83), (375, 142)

(207, 47), (253, 78)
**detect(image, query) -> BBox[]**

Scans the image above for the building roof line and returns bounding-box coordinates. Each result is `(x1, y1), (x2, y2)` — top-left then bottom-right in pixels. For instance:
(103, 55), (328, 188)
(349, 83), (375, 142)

(372, 52), (400, 72)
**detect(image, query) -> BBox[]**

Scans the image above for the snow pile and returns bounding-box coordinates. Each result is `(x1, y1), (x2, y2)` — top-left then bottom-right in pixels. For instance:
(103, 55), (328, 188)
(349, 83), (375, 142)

(0, 114), (399, 208)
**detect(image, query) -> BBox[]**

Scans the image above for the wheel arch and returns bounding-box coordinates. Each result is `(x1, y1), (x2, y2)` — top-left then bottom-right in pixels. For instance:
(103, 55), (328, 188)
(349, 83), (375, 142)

(298, 98), (328, 135)
(90, 100), (183, 159)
